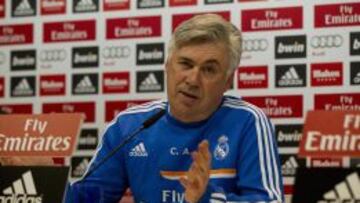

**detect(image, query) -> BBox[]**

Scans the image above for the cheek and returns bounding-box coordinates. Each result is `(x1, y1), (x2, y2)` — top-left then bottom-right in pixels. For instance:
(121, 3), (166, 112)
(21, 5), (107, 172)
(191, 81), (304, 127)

(204, 82), (227, 98)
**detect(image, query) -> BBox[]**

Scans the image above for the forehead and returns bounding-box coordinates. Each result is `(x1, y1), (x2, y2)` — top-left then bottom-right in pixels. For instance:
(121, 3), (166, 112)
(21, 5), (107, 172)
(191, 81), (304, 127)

(172, 42), (229, 64)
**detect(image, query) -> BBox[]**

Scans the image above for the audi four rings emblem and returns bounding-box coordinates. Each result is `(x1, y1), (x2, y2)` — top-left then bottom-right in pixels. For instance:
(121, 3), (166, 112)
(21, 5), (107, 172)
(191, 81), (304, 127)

(242, 39), (268, 52)
(102, 46), (131, 59)
(311, 35), (343, 48)
(40, 49), (66, 62)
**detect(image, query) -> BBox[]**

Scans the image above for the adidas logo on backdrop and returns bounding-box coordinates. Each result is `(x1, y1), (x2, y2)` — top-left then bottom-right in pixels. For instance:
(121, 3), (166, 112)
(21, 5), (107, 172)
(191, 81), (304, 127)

(318, 172), (360, 203)
(0, 171), (42, 202)
(276, 64), (306, 87)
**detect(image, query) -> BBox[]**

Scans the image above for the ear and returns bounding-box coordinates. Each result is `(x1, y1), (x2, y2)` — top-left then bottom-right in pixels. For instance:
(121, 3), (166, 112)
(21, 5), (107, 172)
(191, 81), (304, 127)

(165, 59), (169, 74)
(225, 72), (234, 90)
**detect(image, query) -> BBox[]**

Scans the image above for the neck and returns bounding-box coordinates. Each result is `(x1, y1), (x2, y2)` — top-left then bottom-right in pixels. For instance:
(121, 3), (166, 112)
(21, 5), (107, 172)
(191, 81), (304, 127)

(170, 111), (211, 123)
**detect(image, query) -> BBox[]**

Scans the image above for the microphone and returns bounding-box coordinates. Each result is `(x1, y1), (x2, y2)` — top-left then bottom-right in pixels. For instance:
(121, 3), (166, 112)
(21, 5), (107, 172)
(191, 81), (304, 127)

(81, 108), (166, 180)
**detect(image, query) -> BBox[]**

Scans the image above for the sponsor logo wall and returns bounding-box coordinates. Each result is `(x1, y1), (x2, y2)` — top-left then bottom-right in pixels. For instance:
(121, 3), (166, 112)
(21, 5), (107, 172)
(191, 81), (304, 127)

(0, 0), (359, 202)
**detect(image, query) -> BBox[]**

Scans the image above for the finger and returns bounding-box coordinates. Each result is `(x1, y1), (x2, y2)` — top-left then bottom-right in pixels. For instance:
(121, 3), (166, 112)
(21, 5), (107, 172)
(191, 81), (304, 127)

(179, 177), (189, 189)
(187, 163), (197, 183)
(197, 140), (211, 167)
(192, 149), (211, 175)
(190, 157), (210, 185)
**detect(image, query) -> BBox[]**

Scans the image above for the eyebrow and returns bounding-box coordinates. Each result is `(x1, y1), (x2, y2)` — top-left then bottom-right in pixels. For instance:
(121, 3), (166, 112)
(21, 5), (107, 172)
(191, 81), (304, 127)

(177, 56), (221, 67)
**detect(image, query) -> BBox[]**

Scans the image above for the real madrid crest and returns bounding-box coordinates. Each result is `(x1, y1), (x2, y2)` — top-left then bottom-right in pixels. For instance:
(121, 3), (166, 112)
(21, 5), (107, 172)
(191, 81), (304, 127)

(213, 135), (229, 160)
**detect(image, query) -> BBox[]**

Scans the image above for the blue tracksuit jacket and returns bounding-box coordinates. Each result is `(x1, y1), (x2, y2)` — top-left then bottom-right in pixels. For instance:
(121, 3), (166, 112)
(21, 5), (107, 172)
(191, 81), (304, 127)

(65, 96), (284, 203)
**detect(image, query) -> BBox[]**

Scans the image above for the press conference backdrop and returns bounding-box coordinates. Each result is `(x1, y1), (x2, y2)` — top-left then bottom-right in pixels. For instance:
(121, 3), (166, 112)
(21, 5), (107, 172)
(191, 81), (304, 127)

(0, 0), (359, 202)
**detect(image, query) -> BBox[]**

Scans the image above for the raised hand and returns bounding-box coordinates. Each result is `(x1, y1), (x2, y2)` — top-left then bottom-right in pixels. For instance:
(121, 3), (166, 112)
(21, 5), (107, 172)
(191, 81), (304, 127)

(180, 140), (211, 203)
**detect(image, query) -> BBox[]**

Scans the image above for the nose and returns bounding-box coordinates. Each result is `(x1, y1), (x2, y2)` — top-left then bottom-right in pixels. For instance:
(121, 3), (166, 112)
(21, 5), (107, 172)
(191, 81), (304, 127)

(185, 67), (201, 86)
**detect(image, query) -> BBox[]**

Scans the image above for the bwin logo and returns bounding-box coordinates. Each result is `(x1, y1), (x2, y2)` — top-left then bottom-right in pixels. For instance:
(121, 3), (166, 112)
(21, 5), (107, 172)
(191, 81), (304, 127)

(317, 172), (360, 203)
(277, 41), (304, 54)
(350, 32), (360, 56)
(0, 171), (42, 202)
(275, 35), (306, 59)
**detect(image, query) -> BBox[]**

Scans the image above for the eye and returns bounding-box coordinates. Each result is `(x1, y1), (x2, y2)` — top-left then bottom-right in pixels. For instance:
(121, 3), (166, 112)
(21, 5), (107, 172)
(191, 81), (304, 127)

(202, 65), (217, 75)
(178, 60), (192, 69)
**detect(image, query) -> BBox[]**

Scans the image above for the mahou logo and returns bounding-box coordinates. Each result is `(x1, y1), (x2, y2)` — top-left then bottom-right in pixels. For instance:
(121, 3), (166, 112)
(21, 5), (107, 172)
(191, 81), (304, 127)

(103, 72), (129, 94)
(237, 66), (268, 89)
(275, 35), (306, 59)
(12, 0), (36, 17)
(0, 104), (32, 114)
(0, 77), (4, 97)
(314, 93), (360, 111)
(309, 158), (343, 167)
(315, 2), (360, 28)
(41, 0), (66, 15)
(107, 16), (161, 39)
(105, 100), (150, 122)
(311, 62), (343, 86)
(244, 95), (303, 118)
(43, 20), (96, 43)
(169, 0), (196, 7)
(0, 24), (33, 46)
(103, 0), (130, 11)
(42, 102), (95, 123)
(172, 11), (230, 31)
(241, 6), (303, 32)
(40, 74), (65, 96)
(0, 0), (5, 18)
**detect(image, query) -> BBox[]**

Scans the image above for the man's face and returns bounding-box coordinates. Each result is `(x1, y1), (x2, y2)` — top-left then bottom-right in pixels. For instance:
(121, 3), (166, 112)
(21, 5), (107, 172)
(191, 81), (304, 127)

(166, 42), (233, 122)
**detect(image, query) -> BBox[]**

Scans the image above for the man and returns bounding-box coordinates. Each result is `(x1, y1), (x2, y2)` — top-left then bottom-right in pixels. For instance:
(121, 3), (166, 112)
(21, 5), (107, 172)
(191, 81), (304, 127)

(66, 14), (284, 203)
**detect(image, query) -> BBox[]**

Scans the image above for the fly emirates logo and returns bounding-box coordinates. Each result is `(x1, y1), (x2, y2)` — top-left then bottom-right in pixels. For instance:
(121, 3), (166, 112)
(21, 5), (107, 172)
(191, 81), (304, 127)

(0, 118), (71, 153)
(316, 3), (360, 27)
(304, 114), (360, 154)
(162, 190), (185, 203)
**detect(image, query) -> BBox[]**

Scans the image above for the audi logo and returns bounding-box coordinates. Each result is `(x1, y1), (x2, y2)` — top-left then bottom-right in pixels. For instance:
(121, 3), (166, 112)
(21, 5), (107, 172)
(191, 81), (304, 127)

(242, 39), (268, 52)
(102, 46), (131, 59)
(311, 35), (343, 48)
(40, 49), (66, 62)
(0, 52), (5, 65)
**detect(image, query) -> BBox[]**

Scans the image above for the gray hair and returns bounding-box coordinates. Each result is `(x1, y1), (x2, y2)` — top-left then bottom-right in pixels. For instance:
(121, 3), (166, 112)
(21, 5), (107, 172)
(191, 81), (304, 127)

(168, 13), (242, 75)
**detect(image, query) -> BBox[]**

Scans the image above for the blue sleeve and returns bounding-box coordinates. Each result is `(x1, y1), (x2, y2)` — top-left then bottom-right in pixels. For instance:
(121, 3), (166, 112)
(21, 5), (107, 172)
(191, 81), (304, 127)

(64, 118), (129, 203)
(199, 110), (284, 203)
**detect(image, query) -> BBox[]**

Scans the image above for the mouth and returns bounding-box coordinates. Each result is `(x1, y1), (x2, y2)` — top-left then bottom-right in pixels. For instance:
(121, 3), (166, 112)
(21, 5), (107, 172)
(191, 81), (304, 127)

(178, 90), (200, 105)
(180, 91), (198, 100)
